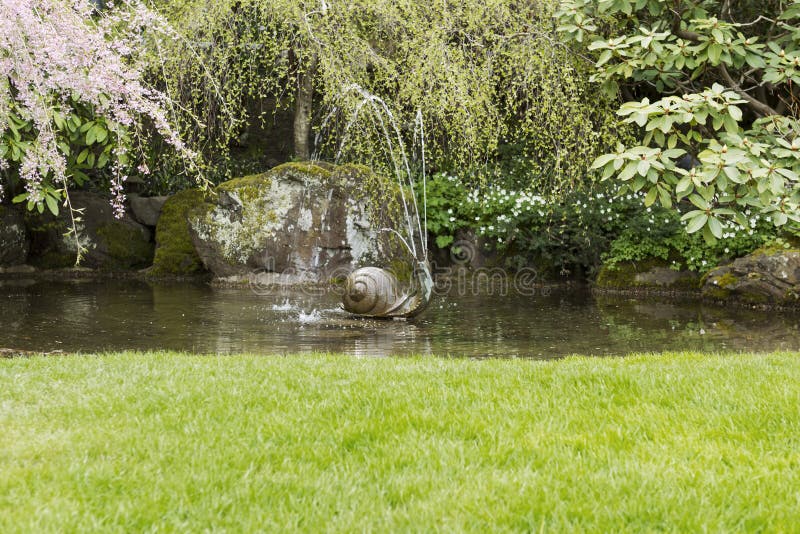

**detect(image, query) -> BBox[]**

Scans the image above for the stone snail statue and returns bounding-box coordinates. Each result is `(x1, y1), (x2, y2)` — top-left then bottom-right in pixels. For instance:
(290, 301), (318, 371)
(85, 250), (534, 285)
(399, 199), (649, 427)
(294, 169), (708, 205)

(342, 261), (434, 319)
(337, 94), (435, 319)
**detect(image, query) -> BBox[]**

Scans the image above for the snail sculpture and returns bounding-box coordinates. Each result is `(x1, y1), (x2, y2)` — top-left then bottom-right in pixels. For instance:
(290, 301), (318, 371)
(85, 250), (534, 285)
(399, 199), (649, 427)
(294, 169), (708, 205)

(342, 261), (433, 319)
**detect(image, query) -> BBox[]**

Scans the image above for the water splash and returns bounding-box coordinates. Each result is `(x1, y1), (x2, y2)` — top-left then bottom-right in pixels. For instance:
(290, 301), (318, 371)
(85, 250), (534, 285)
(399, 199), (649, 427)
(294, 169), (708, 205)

(298, 309), (323, 324)
(271, 299), (295, 312)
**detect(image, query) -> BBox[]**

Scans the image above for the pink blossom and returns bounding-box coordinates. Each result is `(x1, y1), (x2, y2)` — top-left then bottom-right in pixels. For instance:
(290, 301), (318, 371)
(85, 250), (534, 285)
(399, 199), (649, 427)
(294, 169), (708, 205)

(0, 0), (197, 207)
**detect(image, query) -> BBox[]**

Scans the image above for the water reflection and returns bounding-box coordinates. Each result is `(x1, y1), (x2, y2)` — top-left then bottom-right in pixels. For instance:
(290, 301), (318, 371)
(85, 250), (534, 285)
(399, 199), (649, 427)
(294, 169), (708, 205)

(0, 279), (798, 357)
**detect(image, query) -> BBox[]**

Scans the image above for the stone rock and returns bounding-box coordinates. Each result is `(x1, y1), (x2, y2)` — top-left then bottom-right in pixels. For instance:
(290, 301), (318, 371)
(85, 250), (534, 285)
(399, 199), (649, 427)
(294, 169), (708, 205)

(0, 205), (29, 266)
(595, 260), (700, 290)
(702, 249), (800, 306)
(149, 190), (208, 276)
(25, 191), (154, 269)
(129, 194), (169, 227)
(428, 228), (498, 270)
(188, 162), (406, 281)
(633, 266), (700, 287)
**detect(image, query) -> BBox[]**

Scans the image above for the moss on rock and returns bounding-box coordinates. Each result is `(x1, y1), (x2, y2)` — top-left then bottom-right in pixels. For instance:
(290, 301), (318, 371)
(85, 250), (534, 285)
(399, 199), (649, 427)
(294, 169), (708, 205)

(150, 189), (210, 276)
(0, 205), (29, 266)
(216, 173), (272, 205)
(23, 192), (153, 270)
(188, 161), (408, 280)
(595, 259), (700, 291)
(95, 222), (154, 270)
(701, 249), (800, 306)
(596, 259), (663, 288)
(24, 215), (75, 269)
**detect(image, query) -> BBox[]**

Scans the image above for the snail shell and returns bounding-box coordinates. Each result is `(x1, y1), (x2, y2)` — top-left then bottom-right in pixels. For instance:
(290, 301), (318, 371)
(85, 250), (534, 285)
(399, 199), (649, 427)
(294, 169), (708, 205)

(342, 267), (406, 317)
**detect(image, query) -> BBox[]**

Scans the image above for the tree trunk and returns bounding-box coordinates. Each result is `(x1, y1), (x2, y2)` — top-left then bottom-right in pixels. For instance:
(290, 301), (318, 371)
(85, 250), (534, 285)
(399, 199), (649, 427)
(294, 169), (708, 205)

(293, 53), (317, 160)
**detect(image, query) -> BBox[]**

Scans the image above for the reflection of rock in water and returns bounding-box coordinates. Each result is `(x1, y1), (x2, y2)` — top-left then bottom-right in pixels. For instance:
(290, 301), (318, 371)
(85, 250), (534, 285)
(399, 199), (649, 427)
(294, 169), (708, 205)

(351, 322), (430, 358)
(595, 295), (800, 351)
(0, 283), (32, 332)
(150, 282), (214, 349)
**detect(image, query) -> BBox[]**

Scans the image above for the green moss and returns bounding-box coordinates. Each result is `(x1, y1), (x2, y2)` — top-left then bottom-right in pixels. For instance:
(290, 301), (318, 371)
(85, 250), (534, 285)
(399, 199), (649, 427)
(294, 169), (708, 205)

(701, 270), (738, 300)
(270, 161), (333, 181)
(26, 218), (67, 235)
(595, 259), (665, 289)
(751, 236), (800, 257)
(388, 258), (413, 283)
(24, 215), (74, 269)
(714, 272), (739, 289)
(96, 222), (154, 269)
(704, 286), (732, 300)
(30, 251), (74, 269)
(150, 190), (209, 276)
(282, 161), (335, 174)
(739, 290), (770, 305)
(217, 172), (269, 192)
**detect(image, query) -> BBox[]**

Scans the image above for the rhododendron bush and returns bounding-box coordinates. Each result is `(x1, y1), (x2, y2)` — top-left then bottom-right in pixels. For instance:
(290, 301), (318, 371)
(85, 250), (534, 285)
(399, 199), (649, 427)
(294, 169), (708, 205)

(0, 0), (196, 221)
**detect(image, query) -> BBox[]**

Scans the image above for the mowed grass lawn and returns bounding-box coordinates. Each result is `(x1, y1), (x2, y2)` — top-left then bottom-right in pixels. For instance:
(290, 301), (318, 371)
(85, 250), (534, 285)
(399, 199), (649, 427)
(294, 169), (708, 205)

(1, 352), (800, 532)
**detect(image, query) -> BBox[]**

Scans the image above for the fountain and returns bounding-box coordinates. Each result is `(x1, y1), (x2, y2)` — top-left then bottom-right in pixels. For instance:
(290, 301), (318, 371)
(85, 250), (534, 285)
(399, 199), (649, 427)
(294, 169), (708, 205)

(315, 87), (433, 319)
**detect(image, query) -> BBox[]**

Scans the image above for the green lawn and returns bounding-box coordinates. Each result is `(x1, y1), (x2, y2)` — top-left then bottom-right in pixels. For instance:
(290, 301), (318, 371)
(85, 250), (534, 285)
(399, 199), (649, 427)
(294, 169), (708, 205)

(1, 352), (799, 532)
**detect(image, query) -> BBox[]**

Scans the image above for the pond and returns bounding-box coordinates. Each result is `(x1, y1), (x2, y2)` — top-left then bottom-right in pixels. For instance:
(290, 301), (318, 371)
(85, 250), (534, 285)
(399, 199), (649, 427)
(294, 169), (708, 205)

(1, 279), (799, 358)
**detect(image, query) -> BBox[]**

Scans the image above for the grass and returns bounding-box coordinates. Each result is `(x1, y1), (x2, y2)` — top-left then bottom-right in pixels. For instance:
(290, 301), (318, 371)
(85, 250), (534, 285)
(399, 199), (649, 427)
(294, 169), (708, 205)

(1, 352), (800, 532)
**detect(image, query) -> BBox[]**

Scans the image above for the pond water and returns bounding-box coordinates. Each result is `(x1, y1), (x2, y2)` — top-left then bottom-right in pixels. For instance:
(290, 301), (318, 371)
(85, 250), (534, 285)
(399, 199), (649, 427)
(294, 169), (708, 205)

(1, 279), (799, 358)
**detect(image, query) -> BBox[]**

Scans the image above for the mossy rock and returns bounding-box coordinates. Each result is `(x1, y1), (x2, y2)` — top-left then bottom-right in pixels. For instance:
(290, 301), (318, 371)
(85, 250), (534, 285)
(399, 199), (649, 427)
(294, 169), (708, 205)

(702, 249), (800, 306)
(149, 190), (210, 276)
(96, 221), (154, 269)
(595, 259), (700, 290)
(0, 205), (29, 266)
(188, 161), (407, 281)
(24, 191), (153, 270)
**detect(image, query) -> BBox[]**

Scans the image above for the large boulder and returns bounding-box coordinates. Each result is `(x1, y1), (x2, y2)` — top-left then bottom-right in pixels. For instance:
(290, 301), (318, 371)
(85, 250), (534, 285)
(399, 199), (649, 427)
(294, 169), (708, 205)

(149, 189), (208, 276)
(188, 162), (406, 281)
(26, 191), (154, 269)
(129, 194), (169, 227)
(595, 259), (700, 291)
(702, 249), (800, 306)
(0, 205), (29, 266)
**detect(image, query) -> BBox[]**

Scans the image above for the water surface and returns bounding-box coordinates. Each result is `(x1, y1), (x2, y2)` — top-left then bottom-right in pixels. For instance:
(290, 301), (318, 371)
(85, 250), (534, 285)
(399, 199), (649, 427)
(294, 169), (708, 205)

(1, 279), (799, 358)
